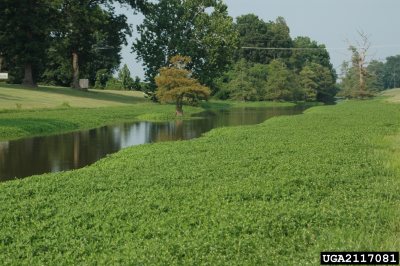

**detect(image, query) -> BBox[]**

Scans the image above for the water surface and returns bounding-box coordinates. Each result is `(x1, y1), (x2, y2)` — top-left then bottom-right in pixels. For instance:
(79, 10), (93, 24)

(0, 105), (307, 181)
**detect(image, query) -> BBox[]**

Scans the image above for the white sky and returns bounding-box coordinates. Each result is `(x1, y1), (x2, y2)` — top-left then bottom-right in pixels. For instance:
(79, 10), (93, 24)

(117, 0), (400, 78)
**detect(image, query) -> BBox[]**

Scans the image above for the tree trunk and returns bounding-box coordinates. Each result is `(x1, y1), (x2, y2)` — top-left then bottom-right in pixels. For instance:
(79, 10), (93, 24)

(0, 56), (4, 72)
(22, 63), (36, 87)
(176, 100), (184, 116)
(359, 63), (365, 94)
(72, 52), (80, 89)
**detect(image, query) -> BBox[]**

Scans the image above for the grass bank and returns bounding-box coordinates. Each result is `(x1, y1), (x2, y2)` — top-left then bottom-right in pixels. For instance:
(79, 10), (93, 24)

(0, 84), (294, 141)
(0, 104), (203, 141)
(0, 83), (146, 109)
(0, 94), (399, 264)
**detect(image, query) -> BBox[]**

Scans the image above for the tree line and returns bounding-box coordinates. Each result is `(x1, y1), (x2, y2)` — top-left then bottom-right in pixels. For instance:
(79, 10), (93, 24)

(0, 0), (146, 89)
(3, 0), (395, 104)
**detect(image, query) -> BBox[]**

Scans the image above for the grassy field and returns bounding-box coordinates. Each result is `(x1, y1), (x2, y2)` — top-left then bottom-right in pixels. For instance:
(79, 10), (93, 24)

(0, 92), (399, 264)
(0, 83), (146, 109)
(382, 88), (400, 103)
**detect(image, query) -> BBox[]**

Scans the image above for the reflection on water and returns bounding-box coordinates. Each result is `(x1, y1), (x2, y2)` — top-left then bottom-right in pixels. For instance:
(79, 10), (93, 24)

(0, 106), (307, 181)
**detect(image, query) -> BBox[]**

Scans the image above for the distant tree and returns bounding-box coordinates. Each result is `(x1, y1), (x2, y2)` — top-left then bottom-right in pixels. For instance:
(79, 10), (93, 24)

(133, 0), (238, 88)
(105, 77), (123, 90)
(366, 60), (385, 91)
(94, 69), (111, 89)
(289, 36), (334, 73)
(299, 63), (337, 102)
(383, 55), (400, 89)
(348, 32), (372, 97)
(218, 59), (268, 101)
(155, 55), (211, 116)
(226, 60), (258, 101)
(118, 64), (134, 90)
(49, 0), (131, 90)
(234, 15), (293, 65)
(132, 76), (142, 91)
(0, 0), (60, 86)
(265, 60), (297, 101)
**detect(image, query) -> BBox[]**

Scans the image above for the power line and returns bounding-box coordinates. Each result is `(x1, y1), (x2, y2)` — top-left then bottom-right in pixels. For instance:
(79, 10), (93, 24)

(241, 45), (400, 51)
(241, 47), (346, 51)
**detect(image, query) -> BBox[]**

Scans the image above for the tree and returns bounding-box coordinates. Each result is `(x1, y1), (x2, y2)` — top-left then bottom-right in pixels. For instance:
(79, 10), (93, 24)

(132, 76), (142, 91)
(348, 32), (371, 97)
(366, 60), (385, 91)
(0, 0), (60, 87)
(383, 55), (400, 89)
(155, 55), (211, 116)
(265, 60), (298, 101)
(226, 60), (258, 101)
(118, 64), (134, 90)
(289, 36), (334, 73)
(217, 59), (268, 101)
(94, 69), (111, 89)
(49, 1), (131, 90)
(133, 0), (238, 88)
(299, 63), (337, 102)
(234, 15), (293, 65)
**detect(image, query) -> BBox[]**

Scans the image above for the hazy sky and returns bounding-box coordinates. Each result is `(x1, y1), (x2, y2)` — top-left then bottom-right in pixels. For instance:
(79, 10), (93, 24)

(117, 0), (400, 78)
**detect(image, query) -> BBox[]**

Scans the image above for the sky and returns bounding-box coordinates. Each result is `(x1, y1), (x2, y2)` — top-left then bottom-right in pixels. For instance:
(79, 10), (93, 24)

(116, 0), (400, 79)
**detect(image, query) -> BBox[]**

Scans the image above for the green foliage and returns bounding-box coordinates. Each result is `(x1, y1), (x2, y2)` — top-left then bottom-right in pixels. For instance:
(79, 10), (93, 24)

(0, 0), (61, 85)
(234, 15), (292, 64)
(219, 59), (267, 101)
(105, 77), (124, 90)
(383, 55), (400, 89)
(265, 60), (298, 101)
(42, 1), (131, 87)
(339, 61), (375, 98)
(118, 64), (135, 90)
(0, 102), (201, 141)
(299, 63), (337, 102)
(94, 69), (112, 89)
(217, 15), (337, 103)
(132, 76), (143, 91)
(133, 0), (238, 87)
(290, 37), (334, 73)
(0, 99), (399, 264)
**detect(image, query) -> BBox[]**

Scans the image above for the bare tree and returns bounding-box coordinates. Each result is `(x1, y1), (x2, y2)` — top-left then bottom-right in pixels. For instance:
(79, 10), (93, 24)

(348, 31), (371, 97)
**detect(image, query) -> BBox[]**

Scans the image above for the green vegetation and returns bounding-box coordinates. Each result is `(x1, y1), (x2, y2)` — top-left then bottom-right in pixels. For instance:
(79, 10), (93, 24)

(0, 95), (399, 264)
(0, 104), (202, 141)
(133, 0), (238, 87)
(0, 84), (295, 141)
(0, 83), (146, 110)
(0, 0), (145, 87)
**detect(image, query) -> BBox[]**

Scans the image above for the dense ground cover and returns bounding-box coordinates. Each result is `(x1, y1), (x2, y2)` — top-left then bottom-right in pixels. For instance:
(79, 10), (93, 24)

(0, 95), (399, 264)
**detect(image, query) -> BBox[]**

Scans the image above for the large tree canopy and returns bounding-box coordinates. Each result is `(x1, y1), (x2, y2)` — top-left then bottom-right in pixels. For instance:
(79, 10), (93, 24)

(234, 14), (292, 65)
(0, 0), (61, 86)
(42, 1), (131, 88)
(133, 0), (238, 88)
(0, 0), (146, 88)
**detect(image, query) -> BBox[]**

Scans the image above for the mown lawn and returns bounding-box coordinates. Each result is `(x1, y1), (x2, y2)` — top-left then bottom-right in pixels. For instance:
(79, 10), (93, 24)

(0, 96), (399, 265)
(0, 83), (146, 109)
